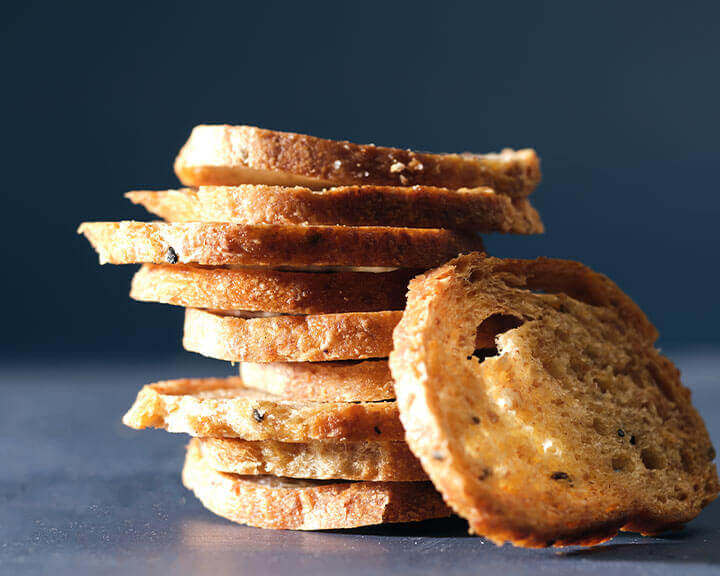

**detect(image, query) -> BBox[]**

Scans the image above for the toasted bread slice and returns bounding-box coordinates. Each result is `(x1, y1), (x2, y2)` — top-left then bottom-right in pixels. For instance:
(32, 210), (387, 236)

(131, 264), (414, 314)
(390, 253), (719, 547)
(123, 377), (402, 441)
(182, 440), (451, 529)
(173, 125), (541, 197)
(78, 221), (483, 268)
(241, 360), (395, 402)
(183, 309), (401, 362)
(197, 437), (427, 481)
(126, 186), (544, 234)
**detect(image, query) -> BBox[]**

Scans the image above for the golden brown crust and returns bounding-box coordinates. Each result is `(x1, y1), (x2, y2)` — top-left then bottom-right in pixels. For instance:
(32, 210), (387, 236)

(173, 125), (541, 197)
(240, 360), (395, 402)
(126, 186), (544, 234)
(182, 440), (451, 529)
(131, 264), (414, 314)
(122, 377), (403, 441)
(198, 437), (427, 481)
(390, 253), (719, 547)
(78, 221), (483, 268)
(184, 308), (400, 362)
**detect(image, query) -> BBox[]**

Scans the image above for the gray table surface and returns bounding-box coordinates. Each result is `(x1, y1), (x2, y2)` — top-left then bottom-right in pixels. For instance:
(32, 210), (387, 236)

(2, 351), (720, 576)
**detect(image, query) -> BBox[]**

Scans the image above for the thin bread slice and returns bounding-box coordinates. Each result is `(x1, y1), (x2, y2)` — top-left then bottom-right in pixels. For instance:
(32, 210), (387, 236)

(390, 253), (718, 547)
(126, 186), (544, 234)
(197, 437), (427, 481)
(123, 377), (402, 441)
(182, 440), (451, 529)
(240, 360), (395, 402)
(173, 125), (541, 197)
(183, 308), (401, 362)
(78, 221), (483, 268)
(131, 264), (415, 314)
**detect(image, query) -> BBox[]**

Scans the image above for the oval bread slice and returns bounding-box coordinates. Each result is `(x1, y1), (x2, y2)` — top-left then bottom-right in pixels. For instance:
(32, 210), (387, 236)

(390, 253), (718, 547)
(173, 125), (541, 197)
(131, 264), (415, 314)
(126, 186), (544, 234)
(241, 360), (395, 402)
(78, 221), (483, 268)
(182, 440), (451, 530)
(122, 377), (403, 441)
(183, 309), (401, 362)
(197, 437), (427, 481)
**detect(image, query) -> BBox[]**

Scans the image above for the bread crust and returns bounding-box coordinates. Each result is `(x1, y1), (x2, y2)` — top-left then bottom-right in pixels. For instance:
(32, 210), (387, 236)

(198, 437), (427, 481)
(126, 186), (544, 234)
(78, 221), (484, 268)
(390, 253), (719, 547)
(240, 360), (395, 402)
(173, 125), (541, 197)
(131, 264), (414, 314)
(122, 377), (403, 441)
(182, 440), (451, 529)
(184, 308), (400, 362)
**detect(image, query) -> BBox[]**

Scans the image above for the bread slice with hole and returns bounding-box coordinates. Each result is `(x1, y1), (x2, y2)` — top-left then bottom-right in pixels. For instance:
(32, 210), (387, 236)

(126, 186), (543, 234)
(78, 221), (483, 268)
(173, 125), (541, 196)
(183, 440), (451, 530)
(390, 253), (718, 547)
(197, 437), (427, 481)
(240, 360), (395, 402)
(131, 264), (415, 314)
(123, 377), (403, 441)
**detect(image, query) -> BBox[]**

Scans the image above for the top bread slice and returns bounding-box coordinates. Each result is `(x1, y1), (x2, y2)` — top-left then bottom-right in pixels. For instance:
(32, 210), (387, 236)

(174, 125), (541, 196)
(126, 186), (543, 234)
(390, 253), (718, 548)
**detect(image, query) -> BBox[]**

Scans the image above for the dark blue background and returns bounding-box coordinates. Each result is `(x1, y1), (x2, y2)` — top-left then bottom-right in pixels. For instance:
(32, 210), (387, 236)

(3, 1), (719, 358)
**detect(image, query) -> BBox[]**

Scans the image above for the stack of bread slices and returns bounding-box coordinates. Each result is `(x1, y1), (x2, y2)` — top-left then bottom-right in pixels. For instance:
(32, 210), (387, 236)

(79, 125), (544, 530)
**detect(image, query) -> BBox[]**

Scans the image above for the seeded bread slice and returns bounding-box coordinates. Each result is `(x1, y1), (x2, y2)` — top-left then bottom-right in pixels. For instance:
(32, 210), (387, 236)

(390, 253), (718, 547)
(173, 125), (541, 197)
(197, 437), (427, 481)
(123, 377), (402, 441)
(182, 440), (451, 529)
(241, 360), (395, 402)
(126, 186), (543, 234)
(78, 221), (483, 268)
(131, 264), (415, 314)
(183, 308), (400, 362)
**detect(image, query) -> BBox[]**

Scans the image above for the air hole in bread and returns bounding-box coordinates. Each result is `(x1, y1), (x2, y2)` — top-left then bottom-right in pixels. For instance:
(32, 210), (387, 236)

(611, 455), (632, 472)
(470, 314), (524, 363)
(641, 447), (665, 470)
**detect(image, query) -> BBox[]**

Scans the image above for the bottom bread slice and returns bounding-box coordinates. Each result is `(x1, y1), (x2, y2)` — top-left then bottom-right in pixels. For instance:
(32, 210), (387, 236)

(197, 437), (427, 481)
(183, 440), (451, 530)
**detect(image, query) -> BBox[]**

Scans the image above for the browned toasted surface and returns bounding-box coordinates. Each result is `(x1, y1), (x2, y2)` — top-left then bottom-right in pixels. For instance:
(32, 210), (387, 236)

(182, 440), (451, 529)
(390, 253), (718, 547)
(78, 221), (483, 268)
(198, 437), (427, 481)
(173, 125), (541, 197)
(184, 308), (400, 362)
(126, 185), (544, 234)
(241, 360), (395, 402)
(122, 377), (403, 441)
(131, 264), (415, 314)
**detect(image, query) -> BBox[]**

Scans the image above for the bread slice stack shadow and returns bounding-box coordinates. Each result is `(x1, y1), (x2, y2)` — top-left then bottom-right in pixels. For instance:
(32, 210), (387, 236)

(80, 124), (716, 545)
(79, 125), (543, 531)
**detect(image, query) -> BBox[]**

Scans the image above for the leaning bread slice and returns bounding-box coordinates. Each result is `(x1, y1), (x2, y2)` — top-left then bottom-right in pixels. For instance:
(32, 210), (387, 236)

(390, 253), (718, 547)
(183, 440), (450, 529)
(184, 309), (401, 362)
(78, 221), (483, 268)
(197, 437), (427, 481)
(131, 264), (414, 314)
(173, 125), (541, 197)
(126, 186), (543, 234)
(241, 360), (395, 402)
(123, 377), (402, 441)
